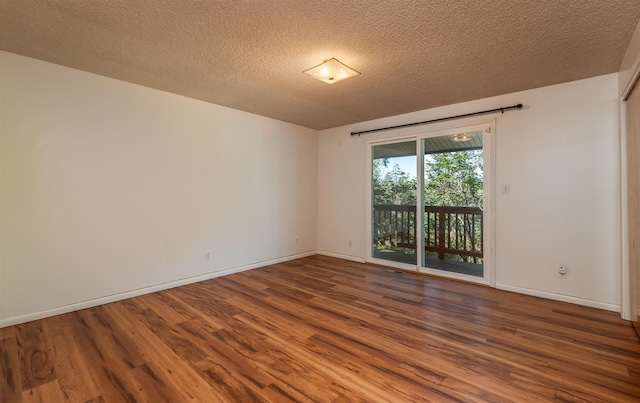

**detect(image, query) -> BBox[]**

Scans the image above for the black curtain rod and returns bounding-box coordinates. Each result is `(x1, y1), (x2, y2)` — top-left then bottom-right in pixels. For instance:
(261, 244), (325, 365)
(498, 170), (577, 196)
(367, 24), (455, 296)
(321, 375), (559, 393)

(350, 103), (523, 136)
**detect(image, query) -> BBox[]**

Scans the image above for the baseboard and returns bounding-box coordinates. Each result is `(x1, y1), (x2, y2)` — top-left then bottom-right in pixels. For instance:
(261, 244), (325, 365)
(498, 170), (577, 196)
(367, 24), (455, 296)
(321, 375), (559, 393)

(5, 254), (620, 328)
(317, 250), (365, 263)
(0, 250), (317, 328)
(496, 283), (620, 313)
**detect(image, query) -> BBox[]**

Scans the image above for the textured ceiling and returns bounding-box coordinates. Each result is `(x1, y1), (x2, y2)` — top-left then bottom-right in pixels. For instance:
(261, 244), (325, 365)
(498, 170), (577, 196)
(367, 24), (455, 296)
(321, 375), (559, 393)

(1, 1), (640, 130)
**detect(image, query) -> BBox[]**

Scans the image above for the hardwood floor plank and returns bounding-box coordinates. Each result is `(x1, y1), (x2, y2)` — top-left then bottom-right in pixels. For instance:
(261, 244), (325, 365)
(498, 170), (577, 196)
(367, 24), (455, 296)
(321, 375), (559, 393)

(100, 301), (143, 331)
(22, 380), (65, 403)
(257, 382), (315, 403)
(0, 335), (22, 403)
(125, 304), (208, 364)
(226, 295), (317, 341)
(15, 321), (56, 391)
(167, 286), (239, 329)
(41, 316), (102, 402)
(0, 325), (16, 341)
(79, 306), (146, 370)
(82, 397), (106, 403)
(300, 316), (534, 402)
(126, 322), (226, 402)
(127, 363), (186, 403)
(375, 303), (639, 401)
(179, 319), (277, 395)
(231, 292), (470, 399)
(61, 311), (146, 402)
(310, 337), (491, 402)
(132, 292), (189, 325)
(479, 300), (640, 361)
(3, 255), (640, 402)
(195, 358), (268, 403)
(227, 314), (369, 401)
(238, 312), (453, 402)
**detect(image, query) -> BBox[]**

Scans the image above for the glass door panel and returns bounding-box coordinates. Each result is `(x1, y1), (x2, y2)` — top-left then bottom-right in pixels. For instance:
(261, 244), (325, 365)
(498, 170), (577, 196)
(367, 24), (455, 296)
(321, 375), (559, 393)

(371, 141), (417, 265)
(422, 131), (484, 277)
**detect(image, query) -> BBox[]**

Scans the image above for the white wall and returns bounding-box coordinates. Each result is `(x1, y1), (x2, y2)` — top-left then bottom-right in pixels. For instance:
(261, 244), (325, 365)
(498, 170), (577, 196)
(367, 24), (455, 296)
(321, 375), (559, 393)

(0, 51), (624, 325)
(318, 74), (621, 311)
(0, 52), (318, 326)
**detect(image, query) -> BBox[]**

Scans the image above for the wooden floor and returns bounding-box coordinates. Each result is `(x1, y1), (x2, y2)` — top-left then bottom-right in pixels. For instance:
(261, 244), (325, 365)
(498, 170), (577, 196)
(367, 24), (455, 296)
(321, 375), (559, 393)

(1, 255), (640, 402)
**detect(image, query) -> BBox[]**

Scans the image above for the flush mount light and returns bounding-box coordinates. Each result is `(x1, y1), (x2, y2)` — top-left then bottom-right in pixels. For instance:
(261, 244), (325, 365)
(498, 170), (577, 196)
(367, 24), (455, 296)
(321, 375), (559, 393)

(303, 58), (360, 84)
(450, 133), (473, 142)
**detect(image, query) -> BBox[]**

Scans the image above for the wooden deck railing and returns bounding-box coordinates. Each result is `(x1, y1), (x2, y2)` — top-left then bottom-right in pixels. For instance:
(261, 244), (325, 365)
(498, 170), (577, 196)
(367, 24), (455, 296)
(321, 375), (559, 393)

(373, 204), (483, 262)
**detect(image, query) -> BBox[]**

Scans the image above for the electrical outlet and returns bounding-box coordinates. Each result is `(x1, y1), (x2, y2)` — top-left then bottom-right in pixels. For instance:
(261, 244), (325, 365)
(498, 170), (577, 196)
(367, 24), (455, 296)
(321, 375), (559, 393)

(349, 240), (352, 247)
(205, 251), (211, 261)
(558, 264), (567, 278)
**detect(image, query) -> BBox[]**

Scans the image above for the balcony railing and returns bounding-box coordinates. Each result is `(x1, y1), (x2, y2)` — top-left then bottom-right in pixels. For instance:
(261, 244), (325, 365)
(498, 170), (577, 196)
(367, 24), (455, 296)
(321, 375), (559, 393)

(373, 204), (483, 263)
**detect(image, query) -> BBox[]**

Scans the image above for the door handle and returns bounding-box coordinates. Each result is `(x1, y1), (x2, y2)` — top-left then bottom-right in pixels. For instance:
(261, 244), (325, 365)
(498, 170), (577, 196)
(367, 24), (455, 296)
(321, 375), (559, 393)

(478, 196), (487, 213)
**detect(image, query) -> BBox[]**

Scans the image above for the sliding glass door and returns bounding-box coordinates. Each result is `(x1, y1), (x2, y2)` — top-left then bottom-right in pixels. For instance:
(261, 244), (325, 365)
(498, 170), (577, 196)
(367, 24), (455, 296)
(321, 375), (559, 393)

(371, 141), (418, 265)
(368, 124), (493, 284)
(422, 131), (485, 277)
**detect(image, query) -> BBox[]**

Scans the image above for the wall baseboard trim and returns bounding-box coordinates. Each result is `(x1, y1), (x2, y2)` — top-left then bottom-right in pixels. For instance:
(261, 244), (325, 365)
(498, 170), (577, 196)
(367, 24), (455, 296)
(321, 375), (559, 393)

(0, 251), (317, 328)
(317, 250), (365, 263)
(3, 253), (621, 327)
(496, 283), (621, 313)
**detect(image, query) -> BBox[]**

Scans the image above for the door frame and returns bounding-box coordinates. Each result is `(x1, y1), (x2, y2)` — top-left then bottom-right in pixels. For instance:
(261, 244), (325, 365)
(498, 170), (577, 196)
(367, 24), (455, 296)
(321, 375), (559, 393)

(365, 118), (496, 286)
(621, 75), (640, 321)
(366, 136), (419, 273)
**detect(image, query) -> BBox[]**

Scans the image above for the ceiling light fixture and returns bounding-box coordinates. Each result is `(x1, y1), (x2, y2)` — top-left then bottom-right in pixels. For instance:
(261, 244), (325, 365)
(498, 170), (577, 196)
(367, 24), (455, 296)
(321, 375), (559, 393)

(303, 58), (360, 84)
(450, 133), (472, 142)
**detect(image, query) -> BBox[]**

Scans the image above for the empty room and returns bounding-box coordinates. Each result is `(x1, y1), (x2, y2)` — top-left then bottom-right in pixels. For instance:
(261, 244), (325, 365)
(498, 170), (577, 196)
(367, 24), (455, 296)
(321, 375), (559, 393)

(2, 1), (640, 402)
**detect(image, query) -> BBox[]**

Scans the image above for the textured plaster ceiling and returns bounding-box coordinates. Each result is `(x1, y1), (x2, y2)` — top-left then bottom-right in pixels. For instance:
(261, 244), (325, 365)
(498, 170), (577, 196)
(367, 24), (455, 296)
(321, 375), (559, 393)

(2, 1), (640, 130)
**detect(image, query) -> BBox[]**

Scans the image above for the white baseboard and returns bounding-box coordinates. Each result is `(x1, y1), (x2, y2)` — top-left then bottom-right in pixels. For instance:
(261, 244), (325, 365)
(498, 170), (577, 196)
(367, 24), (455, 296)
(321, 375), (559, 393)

(496, 283), (621, 313)
(317, 250), (365, 263)
(0, 251), (317, 328)
(4, 253), (620, 328)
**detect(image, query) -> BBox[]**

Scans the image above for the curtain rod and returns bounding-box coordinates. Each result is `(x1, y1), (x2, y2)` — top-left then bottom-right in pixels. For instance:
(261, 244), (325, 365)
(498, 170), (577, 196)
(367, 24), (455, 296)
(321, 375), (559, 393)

(350, 103), (523, 136)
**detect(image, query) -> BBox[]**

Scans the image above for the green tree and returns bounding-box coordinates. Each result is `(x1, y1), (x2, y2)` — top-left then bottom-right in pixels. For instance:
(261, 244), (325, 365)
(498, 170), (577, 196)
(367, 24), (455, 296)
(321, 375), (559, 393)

(372, 151), (483, 263)
(424, 150), (483, 207)
(372, 159), (416, 205)
(423, 150), (484, 263)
